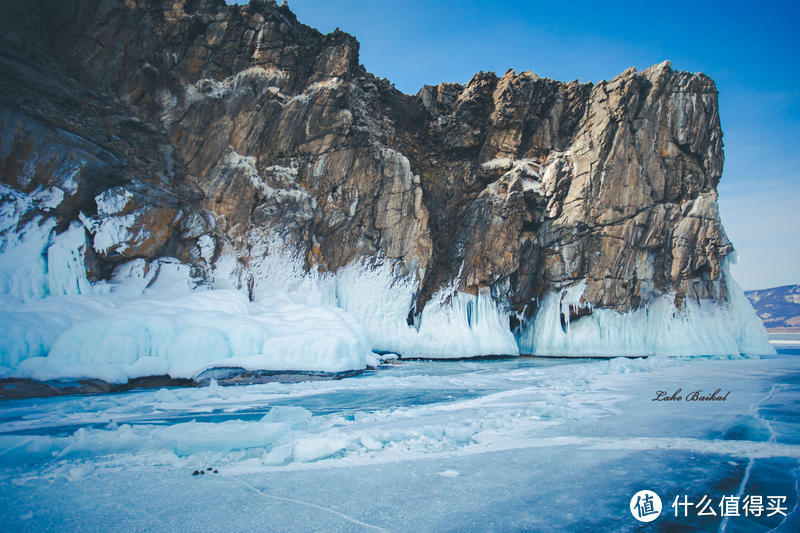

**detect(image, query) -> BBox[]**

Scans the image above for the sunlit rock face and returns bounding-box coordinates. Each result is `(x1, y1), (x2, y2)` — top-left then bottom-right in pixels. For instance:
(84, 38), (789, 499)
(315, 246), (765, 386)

(0, 0), (742, 352)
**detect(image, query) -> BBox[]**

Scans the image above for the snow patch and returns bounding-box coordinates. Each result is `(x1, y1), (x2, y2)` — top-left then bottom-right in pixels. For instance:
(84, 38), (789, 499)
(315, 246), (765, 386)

(185, 67), (287, 105)
(220, 151), (316, 212)
(285, 77), (342, 106)
(90, 213), (136, 254)
(95, 188), (132, 216)
(481, 157), (541, 178)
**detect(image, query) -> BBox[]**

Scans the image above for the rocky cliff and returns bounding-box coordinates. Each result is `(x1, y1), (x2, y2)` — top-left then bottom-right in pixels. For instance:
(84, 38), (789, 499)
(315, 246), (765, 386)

(0, 0), (770, 363)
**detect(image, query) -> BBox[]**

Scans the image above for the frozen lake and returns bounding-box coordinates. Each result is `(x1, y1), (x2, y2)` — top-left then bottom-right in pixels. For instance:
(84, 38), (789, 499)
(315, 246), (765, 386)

(1, 348), (798, 531)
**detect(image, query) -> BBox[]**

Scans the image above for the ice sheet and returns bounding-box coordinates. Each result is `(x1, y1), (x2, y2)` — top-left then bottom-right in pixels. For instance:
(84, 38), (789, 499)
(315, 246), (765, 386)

(0, 352), (797, 531)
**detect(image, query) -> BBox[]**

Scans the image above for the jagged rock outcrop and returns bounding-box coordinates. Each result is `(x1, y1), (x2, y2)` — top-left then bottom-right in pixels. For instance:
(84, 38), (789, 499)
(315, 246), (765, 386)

(1, 0), (735, 339)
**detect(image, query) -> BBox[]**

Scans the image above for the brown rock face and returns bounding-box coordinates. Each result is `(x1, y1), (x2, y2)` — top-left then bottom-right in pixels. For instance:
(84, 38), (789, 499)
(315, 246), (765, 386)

(0, 0), (734, 334)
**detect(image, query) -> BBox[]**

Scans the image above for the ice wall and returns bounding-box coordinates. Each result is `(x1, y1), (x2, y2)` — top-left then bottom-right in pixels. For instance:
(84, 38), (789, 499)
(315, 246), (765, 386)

(408, 287), (519, 358)
(0, 187), (374, 380)
(334, 257), (420, 352)
(0, 184), (60, 301)
(516, 265), (775, 357)
(0, 199), (518, 382)
(220, 237), (520, 359)
(47, 222), (94, 296)
(0, 177), (775, 384)
(333, 257), (519, 358)
(3, 257), (371, 381)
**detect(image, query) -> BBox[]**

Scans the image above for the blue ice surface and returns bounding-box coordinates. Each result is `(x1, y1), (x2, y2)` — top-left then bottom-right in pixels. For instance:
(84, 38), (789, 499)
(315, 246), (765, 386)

(0, 357), (590, 436)
(0, 349), (797, 532)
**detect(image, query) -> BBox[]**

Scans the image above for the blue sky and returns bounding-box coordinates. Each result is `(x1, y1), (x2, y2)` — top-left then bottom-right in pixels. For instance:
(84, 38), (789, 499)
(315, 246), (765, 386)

(234, 0), (798, 289)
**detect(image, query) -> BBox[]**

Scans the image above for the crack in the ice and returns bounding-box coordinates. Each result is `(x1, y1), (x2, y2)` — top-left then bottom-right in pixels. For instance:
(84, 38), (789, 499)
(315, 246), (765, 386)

(763, 384), (800, 533)
(778, 465), (800, 532)
(719, 383), (794, 533)
(717, 457), (754, 533)
(0, 438), (32, 457)
(231, 477), (388, 532)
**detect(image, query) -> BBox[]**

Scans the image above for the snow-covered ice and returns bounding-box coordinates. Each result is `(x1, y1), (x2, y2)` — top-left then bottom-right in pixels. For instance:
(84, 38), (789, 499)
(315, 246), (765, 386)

(0, 350), (797, 531)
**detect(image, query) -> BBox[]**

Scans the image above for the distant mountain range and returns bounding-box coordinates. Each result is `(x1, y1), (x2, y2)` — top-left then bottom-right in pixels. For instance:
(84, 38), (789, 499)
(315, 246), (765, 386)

(745, 285), (800, 329)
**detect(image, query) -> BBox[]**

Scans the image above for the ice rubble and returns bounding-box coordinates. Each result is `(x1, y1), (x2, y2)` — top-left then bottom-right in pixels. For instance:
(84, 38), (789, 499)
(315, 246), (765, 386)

(0, 177), (775, 382)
